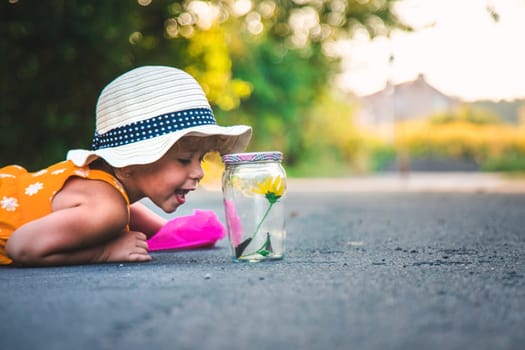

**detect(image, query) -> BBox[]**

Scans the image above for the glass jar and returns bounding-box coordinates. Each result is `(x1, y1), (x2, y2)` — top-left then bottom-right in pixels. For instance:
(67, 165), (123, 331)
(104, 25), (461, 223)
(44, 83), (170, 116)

(222, 151), (287, 262)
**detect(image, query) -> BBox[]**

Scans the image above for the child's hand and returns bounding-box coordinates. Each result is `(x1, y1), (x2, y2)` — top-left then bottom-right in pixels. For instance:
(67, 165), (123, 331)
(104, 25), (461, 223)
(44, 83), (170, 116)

(147, 210), (226, 251)
(97, 231), (152, 263)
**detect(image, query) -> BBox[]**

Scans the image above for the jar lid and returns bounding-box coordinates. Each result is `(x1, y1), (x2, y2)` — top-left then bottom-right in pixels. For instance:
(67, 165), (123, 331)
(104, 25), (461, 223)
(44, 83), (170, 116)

(222, 151), (283, 164)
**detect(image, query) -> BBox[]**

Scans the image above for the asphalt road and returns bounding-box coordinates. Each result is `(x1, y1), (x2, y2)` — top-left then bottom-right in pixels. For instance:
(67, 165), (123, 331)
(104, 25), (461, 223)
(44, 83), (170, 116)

(1, 186), (524, 350)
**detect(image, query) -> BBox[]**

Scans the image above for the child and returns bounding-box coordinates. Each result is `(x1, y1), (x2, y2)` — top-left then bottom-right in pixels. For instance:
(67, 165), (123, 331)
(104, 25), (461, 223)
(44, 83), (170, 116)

(0, 65), (252, 266)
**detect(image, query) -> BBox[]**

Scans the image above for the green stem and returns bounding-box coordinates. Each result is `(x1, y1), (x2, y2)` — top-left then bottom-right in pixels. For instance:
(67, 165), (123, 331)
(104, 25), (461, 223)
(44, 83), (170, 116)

(249, 202), (274, 241)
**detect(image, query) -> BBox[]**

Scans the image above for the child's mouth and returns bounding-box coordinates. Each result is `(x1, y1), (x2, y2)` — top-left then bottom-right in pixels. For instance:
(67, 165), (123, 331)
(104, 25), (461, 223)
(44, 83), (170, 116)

(174, 189), (190, 204)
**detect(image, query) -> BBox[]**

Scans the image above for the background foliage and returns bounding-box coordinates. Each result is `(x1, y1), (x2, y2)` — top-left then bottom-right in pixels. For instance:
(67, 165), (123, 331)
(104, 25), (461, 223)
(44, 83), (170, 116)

(360, 105), (525, 173)
(396, 106), (525, 172)
(1, 0), (404, 171)
(4, 1), (522, 175)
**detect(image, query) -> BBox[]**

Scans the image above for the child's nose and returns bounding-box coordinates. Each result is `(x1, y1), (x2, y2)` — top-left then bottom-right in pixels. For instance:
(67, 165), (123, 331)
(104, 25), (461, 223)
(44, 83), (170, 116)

(190, 161), (204, 181)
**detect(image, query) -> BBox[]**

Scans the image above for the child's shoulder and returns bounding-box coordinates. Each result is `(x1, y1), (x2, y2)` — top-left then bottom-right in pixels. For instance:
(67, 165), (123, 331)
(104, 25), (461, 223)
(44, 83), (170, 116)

(53, 175), (128, 214)
(46, 160), (130, 208)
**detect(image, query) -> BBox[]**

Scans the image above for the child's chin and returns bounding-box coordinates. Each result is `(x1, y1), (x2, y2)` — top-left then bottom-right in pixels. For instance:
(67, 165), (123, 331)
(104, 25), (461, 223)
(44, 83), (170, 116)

(164, 205), (180, 214)
(159, 201), (181, 214)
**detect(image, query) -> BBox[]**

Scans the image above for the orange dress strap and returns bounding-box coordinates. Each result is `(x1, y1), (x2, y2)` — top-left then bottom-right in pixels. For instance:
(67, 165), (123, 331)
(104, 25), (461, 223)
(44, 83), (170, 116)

(0, 160), (129, 265)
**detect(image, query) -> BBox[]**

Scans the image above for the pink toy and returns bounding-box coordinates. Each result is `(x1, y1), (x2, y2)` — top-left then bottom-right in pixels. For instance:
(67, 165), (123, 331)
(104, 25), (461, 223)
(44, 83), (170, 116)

(147, 210), (226, 251)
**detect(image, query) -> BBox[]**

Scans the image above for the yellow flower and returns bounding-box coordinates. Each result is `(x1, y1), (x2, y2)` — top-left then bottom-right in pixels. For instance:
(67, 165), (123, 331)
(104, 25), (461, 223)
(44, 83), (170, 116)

(253, 176), (285, 203)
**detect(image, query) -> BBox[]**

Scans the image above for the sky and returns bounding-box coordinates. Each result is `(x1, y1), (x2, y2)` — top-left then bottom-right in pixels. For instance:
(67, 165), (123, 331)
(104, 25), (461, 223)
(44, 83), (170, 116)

(336, 0), (525, 102)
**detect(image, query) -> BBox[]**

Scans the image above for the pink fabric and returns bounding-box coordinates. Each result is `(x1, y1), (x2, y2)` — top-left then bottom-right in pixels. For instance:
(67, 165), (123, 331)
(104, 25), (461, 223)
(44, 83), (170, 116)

(147, 210), (226, 251)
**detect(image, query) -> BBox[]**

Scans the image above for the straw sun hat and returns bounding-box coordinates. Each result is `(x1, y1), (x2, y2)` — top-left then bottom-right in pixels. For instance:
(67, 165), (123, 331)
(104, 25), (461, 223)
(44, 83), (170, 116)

(67, 65), (252, 168)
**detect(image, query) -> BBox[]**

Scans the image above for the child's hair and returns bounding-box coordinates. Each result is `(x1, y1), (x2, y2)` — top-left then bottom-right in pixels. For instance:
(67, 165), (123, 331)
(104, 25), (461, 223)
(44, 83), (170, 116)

(173, 135), (228, 154)
(67, 66), (251, 168)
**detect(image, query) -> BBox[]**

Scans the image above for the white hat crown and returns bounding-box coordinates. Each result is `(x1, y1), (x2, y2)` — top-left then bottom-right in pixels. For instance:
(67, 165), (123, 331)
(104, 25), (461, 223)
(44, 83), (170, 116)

(96, 66), (210, 133)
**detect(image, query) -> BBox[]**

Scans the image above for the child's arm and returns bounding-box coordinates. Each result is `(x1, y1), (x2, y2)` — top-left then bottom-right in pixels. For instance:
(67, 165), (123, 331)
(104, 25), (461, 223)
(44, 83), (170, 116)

(6, 177), (151, 266)
(129, 202), (168, 239)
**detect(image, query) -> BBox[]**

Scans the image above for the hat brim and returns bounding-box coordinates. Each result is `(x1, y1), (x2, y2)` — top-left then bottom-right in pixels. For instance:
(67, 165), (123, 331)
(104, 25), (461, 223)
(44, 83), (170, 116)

(67, 124), (252, 168)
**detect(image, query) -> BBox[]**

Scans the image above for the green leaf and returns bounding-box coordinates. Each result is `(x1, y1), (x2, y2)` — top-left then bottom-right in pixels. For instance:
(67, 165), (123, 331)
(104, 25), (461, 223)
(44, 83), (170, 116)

(258, 250), (270, 256)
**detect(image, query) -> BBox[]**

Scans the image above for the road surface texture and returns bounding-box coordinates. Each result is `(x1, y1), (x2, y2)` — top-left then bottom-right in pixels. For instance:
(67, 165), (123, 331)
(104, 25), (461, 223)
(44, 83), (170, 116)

(1, 175), (524, 350)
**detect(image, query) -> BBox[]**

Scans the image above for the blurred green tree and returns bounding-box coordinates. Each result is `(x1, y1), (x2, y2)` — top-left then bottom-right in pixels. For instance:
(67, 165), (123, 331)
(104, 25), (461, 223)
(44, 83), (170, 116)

(212, 0), (407, 166)
(2, 1), (140, 169)
(1, 0), (405, 170)
(226, 37), (330, 165)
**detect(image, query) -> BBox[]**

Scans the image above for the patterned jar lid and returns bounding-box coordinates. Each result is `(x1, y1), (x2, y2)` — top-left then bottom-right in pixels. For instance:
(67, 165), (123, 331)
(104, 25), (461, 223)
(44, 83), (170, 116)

(222, 151), (283, 164)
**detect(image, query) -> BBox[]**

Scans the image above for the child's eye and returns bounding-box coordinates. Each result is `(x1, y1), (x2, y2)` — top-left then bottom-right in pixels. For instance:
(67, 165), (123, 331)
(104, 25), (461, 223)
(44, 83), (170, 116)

(178, 159), (191, 165)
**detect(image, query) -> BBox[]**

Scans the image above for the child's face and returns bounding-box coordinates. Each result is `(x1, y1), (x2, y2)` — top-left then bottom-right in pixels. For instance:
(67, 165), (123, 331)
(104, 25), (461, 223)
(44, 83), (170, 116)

(126, 136), (214, 213)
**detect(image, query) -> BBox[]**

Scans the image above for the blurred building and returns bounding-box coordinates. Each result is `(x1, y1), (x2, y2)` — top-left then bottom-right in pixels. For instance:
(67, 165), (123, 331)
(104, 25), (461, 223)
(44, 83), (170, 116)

(354, 74), (525, 172)
(356, 74), (460, 139)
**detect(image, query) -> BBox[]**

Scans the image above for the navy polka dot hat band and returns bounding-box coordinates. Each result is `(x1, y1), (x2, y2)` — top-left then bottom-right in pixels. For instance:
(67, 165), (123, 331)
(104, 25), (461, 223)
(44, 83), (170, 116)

(67, 66), (252, 168)
(91, 107), (216, 150)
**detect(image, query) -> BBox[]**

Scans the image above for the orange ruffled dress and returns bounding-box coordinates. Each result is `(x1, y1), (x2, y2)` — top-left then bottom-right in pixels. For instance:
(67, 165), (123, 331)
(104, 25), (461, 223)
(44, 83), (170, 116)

(0, 160), (129, 265)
